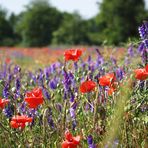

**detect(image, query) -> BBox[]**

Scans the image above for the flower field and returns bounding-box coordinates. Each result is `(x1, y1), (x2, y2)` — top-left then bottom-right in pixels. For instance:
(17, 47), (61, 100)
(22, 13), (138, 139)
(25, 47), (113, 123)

(0, 23), (147, 148)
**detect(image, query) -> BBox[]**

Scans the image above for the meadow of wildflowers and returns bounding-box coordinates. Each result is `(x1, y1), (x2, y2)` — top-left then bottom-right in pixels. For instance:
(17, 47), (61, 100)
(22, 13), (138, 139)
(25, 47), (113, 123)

(0, 22), (147, 148)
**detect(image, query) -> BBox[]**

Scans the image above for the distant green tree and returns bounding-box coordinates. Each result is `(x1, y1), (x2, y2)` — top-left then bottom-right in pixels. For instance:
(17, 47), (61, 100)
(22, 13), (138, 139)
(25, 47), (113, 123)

(16, 0), (62, 47)
(0, 7), (14, 46)
(52, 12), (91, 45)
(96, 0), (147, 45)
(8, 13), (22, 45)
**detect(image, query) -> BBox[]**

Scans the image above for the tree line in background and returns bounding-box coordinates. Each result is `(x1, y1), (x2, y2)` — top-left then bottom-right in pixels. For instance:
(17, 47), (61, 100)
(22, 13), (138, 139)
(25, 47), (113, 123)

(0, 0), (147, 47)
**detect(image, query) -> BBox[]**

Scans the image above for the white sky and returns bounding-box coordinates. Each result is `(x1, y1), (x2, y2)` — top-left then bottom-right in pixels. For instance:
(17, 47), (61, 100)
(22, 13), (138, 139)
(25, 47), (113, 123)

(0, 0), (148, 19)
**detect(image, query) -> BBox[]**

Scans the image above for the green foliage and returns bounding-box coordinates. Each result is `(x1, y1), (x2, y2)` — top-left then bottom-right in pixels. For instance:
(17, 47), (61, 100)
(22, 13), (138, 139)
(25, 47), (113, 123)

(0, 7), (14, 46)
(52, 12), (91, 45)
(0, 0), (148, 46)
(96, 0), (147, 45)
(16, 0), (62, 47)
(8, 13), (22, 45)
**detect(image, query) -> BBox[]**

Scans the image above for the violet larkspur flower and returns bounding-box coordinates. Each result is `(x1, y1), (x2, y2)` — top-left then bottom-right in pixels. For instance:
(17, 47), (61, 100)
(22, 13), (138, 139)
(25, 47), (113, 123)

(49, 78), (58, 90)
(95, 48), (104, 67)
(62, 70), (75, 93)
(128, 45), (134, 57)
(46, 108), (54, 128)
(3, 83), (10, 98)
(69, 107), (76, 118)
(142, 49), (148, 64)
(137, 42), (145, 53)
(48, 115), (54, 128)
(70, 92), (75, 102)
(116, 67), (125, 80)
(50, 64), (56, 73)
(32, 74), (37, 84)
(124, 57), (130, 65)
(81, 61), (86, 71)
(43, 89), (50, 100)
(138, 22), (148, 40)
(3, 104), (14, 118)
(44, 67), (50, 80)
(56, 103), (62, 112)
(139, 80), (145, 91)
(63, 91), (67, 100)
(18, 102), (26, 114)
(138, 22), (148, 54)
(110, 55), (117, 65)
(144, 39), (148, 48)
(8, 74), (13, 83)
(2, 63), (7, 79)
(87, 55), (92, 64)
(13, 65), (21, 74)
(87, 135), (96, 148)
(69, 102), (77, 118)
(87, 135), (93, 144)
(96, 56), (104, 67)
(38, 73), (44, 87)
(72, 120), (77, 130)
(74, 62), (78, 71)
(15, 78), (21, 91)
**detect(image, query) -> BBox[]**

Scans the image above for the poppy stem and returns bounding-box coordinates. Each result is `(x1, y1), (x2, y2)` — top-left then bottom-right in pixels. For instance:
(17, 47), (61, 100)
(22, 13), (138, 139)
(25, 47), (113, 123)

(144, 80), (147, 91)
(0, 121), (10, 132)
(62, 100), (67, 132)
(93, 86), (99, 132)
(0, 120), (19, 144)
(42, 108), (48, 146)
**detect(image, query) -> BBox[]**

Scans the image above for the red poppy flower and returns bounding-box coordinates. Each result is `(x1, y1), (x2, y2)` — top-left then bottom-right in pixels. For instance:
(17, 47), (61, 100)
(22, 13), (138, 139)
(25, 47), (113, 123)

(24, 88), (44, 108)
(99, 73), (116, 86)
(62, 130), (81, 148)
(64, 49), (82, 61)
(145, 64), (148, 72)
(108, 87), (116, 96)
(108, 81), (119, 96)
(5, 57), (11, 64)
(134, 66), (148, 80)
(80, 80), (96, 93)
(0, 98), (9, 109)
(10, 115), (33, 129)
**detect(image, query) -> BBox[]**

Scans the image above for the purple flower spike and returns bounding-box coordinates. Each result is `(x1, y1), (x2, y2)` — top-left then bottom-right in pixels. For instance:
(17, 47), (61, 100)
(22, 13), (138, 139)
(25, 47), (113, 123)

(15, 78), (21, 91)
(3, 104), (13, 118)
(88, 55), (92, 63)
(110, 55), (117, 65)
(137, 22), (148, 54)
(128, 45), (134, 57)
(137, 42), (145, 53)
(138, 24), (147, 40)
(70, 92), (75, 102)
(44, 68), (50, 80)
(74, 62), (78, 71)
(56, 103), (62, 112)
(3, 83), (10, 98)
(141, 49), (148, 64)
(8, 74), (13, 83)
(13, 65), (21, 74)
(72, 120), (77, 130)
(43, 89), (50, 100)
(95, 48), (102, 57)
(48, 115), (54, 128)
(116, 67), (125, 80)
(144, 39), (148, 48)
(87, 135), (93, 145)
(87, 135), (96, 148)
(69, 108), (75, 118)
(49, 78), (58, 90)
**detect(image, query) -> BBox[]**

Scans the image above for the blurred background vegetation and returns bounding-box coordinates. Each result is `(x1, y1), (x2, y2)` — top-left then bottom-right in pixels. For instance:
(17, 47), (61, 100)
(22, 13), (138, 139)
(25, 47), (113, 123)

(0, 0), (147, 47)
